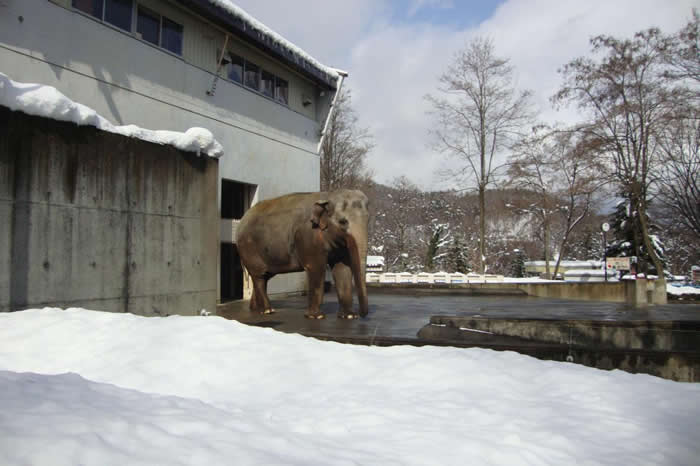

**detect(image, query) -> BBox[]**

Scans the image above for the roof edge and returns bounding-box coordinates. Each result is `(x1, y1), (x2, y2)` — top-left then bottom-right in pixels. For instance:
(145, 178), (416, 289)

(177, 0), (341, 89)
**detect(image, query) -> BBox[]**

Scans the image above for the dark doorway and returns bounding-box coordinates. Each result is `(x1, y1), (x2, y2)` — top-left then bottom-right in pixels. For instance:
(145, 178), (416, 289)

(221, 243), (243, 301)
(221, 179), (255, 220)
(220, 179), (256, 303)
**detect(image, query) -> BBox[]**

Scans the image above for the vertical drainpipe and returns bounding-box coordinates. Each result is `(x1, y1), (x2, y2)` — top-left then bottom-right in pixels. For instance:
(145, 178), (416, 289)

(317, 70), (347, 155)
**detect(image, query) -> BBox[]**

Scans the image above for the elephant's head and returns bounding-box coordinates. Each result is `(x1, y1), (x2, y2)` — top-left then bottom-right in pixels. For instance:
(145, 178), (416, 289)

(311, 190), (369, 317)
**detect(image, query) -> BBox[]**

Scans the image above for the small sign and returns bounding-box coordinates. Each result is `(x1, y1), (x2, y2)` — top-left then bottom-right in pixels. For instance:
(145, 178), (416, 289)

(607, 257), (631, 271)
(601, 222), (610, 232)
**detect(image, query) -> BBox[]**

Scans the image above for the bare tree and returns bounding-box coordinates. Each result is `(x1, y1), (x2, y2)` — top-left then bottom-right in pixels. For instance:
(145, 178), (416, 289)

(655, 110), (700, 237)
(426, 37), (533, 274)
(654, 11), (700, 238)
(662, 9), (700, 84)
(509, 129), (603, 278)
(553, 29), (673, 276)
(377, 176), (421, 271)
(548, 132), (604, 278)
(320, 88), (373, 191)
(508, 128), (559, 278)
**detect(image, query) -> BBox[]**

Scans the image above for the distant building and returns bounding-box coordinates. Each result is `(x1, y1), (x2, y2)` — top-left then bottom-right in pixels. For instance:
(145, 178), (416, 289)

(367, 256), (385, 273)
(0, 0), (344, 304)
(524, 261), (603, 278)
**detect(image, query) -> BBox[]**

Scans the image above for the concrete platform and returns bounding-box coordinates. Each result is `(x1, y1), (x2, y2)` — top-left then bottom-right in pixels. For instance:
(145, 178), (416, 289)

(217, 288), (700, 381)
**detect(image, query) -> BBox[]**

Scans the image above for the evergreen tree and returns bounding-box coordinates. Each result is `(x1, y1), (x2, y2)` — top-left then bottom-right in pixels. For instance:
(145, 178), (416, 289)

(606, 196), (667, 275)
(446, 234), (471, 273)
(424, 221), (450, 272)
(509, 249), (526, 278)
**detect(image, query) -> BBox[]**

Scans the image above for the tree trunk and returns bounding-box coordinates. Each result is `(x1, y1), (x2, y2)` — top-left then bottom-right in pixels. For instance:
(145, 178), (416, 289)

(638, 199), (665, 277)
(543, 217), (550, 279)
(479, 183), (486, 274)
(552, 233), (569, 280)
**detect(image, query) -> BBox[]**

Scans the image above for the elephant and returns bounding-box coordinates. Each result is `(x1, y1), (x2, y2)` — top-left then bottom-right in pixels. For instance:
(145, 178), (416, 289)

(236, 189), (369, 319)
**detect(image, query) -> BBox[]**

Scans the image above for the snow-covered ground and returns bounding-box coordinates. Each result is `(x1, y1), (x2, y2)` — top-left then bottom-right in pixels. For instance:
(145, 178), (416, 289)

(1, 309), (699, 465)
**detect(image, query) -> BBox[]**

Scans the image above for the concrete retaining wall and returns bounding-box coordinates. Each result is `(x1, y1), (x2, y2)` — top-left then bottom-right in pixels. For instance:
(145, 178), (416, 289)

(0, 107), (218, 316)
(518, 281), (628, 302)
(422, 316), (700, 381)
(429, 316), (700, 352)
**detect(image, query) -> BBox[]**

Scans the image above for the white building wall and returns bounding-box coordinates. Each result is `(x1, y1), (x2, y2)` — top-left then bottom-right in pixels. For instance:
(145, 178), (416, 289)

(0, 0), (330, 296)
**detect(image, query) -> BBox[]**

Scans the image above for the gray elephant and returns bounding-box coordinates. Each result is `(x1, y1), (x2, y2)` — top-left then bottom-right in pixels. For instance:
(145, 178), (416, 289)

(237, 189), (369, 319)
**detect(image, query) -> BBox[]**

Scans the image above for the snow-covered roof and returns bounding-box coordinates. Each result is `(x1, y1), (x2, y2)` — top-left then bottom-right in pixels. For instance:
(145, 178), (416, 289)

(183, 0), (344, 89)
(0, 72), (223, 158)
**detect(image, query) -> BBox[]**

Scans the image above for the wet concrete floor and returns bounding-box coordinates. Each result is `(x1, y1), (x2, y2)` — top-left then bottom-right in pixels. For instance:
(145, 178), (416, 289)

(217, 288), (700, 347)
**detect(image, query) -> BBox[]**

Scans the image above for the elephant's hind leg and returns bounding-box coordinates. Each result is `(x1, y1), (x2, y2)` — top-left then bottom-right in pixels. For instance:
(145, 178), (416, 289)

(332, 263), (358, 319)
(251, 275), (275, 314)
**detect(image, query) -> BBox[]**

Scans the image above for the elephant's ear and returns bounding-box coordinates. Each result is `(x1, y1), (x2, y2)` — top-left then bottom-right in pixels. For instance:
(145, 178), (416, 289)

(311, 200), (334, 230)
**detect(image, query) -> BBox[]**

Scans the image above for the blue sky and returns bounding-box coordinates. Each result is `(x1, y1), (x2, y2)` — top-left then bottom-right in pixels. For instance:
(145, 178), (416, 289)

(232, 0), (697, 189)
(402, 0), (505, 27)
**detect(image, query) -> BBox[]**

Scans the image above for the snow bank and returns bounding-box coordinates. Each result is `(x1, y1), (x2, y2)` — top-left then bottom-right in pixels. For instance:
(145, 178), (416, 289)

(1, 308), (699, 465)
(0, 72), (223, 158)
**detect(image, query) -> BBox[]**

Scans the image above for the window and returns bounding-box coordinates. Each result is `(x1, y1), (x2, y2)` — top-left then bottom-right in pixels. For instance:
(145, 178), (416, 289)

(74, 0), (132, 30)
(225, 52), (290, 106)
(74, 1), (183, 56)
(135, 6), (183, 56)
(72, 0), (103, 18)
(275, 77), (288, 105)
(161, 16), (183, 55)
(74, 0), (133, 31)
(104, 0), (132, 31)
(136, 6), (159, 46)
(261, 70), (275, 98)
(244, 61), (260, 90)
(227, 53), (244, 84)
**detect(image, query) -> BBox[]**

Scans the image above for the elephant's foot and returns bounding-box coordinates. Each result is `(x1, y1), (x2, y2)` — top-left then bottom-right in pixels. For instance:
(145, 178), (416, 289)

(337, 312), (359, 320)
(304, 312), (325, 320)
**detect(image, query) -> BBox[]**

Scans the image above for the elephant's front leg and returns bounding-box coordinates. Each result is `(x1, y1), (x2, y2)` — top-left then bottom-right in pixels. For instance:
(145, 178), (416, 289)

(332, 263), (358, 319)
(304, 264), (326, 319)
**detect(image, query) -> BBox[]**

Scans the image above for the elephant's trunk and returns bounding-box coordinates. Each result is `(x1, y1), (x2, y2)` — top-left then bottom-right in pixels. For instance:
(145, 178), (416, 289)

(346, 233), (369, 317)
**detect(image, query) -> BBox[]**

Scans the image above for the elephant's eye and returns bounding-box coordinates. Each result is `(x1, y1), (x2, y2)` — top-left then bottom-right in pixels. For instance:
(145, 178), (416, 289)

(339, 218), (349, 226)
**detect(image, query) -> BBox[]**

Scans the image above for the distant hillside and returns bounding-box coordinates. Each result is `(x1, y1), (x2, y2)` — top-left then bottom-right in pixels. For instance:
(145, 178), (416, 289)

(363, 181), (606, 275)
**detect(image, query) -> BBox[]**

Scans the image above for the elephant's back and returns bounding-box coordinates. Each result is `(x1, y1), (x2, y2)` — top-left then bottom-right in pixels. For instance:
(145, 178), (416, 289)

(238, 192), (320, 238)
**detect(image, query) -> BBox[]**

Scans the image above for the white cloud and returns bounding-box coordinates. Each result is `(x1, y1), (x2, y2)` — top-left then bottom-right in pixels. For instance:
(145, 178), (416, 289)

(228, 0), (390, 65)
(347, 23), (469, 188)
(230, 0), (697, 190)
(354, 0), (696, 189)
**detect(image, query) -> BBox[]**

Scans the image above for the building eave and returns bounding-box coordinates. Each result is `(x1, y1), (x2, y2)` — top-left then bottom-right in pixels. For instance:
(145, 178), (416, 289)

(176, 0), (340, 90)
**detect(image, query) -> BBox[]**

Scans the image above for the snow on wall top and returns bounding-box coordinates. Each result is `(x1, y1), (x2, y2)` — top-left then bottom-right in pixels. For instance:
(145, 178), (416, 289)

(0, 72), (223, 158)
(207, 0), (344, 83)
